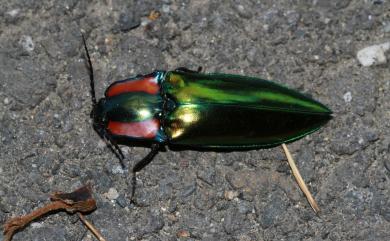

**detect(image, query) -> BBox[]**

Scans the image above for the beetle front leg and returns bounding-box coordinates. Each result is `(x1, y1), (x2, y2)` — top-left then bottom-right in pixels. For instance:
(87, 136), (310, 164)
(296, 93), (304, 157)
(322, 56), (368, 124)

(104, 134), (125, 167)
(94, 127), (126, 167)
(129, 143), (160, 204)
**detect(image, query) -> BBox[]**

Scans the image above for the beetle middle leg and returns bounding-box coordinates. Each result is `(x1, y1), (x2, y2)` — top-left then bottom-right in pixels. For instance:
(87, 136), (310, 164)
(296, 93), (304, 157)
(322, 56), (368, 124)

(129, 143), (160, 203)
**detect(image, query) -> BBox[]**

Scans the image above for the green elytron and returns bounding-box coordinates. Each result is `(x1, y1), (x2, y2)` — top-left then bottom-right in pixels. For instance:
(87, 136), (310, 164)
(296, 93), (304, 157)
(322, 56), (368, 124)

(162, 71), (331, 148)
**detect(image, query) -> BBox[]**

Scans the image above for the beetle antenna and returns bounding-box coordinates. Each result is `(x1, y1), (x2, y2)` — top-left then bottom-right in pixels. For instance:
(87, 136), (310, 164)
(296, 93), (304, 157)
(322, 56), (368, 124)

(81, 33), (97, 106)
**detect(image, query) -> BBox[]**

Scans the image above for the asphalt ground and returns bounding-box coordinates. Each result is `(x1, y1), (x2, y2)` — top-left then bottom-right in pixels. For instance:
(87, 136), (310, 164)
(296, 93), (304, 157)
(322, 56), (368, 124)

(1, 1), (389, 240)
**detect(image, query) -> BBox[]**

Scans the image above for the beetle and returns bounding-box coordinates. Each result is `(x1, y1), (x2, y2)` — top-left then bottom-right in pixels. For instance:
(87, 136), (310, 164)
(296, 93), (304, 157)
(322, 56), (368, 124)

(82, 36), (332, 201)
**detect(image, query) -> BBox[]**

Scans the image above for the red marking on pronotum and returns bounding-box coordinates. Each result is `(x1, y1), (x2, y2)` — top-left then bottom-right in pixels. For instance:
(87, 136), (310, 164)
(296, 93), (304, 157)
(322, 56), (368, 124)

(106, 76), (159, 97)
(107, 119), (159, 138)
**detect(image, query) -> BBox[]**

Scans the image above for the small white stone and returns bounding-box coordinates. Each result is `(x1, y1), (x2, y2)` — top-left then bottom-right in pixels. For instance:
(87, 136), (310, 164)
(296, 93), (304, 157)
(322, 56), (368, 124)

(224, 190), (238, 200)
(6, 9), (20, 17)
(343, 91), (352, 103)
(105, 188), (119, 200)
(323, 18), (331, 24)
(31, 222), (44, 228)
(19, 35), (35, 52)
(4, 97), (10, 105)
(162, 4), (170, 13)
(357, 42), (390, 66)
(111, 165), (125, 174)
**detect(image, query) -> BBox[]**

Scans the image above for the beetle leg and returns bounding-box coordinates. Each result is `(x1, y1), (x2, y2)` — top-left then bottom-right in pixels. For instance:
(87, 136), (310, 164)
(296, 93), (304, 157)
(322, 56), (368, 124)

(175, 66), (203, 73)
(130, 143), (160, 203)
(94, 126), (126, 167)
(105, 134), (126, 168)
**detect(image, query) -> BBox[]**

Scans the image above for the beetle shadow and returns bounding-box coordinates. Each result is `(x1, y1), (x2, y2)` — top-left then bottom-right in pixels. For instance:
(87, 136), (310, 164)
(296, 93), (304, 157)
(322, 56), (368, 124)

(115, 138), (163, 149)
(167, 143), (281, 153)
(115, 136), (286, 154)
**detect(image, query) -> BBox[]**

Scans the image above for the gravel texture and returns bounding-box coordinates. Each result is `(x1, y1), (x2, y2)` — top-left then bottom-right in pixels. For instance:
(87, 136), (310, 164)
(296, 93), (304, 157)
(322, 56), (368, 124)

(1, 0), (389, 240)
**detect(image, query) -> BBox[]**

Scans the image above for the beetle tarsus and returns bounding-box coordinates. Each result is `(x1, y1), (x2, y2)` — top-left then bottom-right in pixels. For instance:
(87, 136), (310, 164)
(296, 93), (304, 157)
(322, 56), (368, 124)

(129, 175), (138, 205)
(129, 143), (160, 203)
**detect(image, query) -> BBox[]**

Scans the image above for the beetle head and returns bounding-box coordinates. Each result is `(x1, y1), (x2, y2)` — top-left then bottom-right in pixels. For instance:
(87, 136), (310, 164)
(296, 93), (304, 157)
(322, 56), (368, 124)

(90, 98), (107, 134)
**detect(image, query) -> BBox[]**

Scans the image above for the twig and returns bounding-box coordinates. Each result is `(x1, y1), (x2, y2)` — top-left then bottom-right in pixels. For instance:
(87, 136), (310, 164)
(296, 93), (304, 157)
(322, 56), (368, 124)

(3, 185), (101, 241)
(282, 143), (320, 213)
(3, 201), (68, 241)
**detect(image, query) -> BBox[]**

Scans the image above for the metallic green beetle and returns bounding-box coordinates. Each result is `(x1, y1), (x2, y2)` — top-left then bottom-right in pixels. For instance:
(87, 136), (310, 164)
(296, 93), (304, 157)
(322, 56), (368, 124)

(83, 37), (332, 198)
(91, 70), (331, 150)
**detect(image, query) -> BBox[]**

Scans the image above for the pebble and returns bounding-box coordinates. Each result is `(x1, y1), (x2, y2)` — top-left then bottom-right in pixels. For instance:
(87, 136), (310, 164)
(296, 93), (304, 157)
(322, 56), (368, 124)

(3, 97), (10, 105)
(343, 91), (352, 103)
(167, 213), (178, 222)
(5, 8), (21, 23)
(111, 165), (125, 175)
(233, 4), (252, 19)
(177, 230), (191, 238)
(31, 222), (44, 228)
(162, 4), (170, 13)
(19, 35), (35, 53)
(104, 188), (119, 201)
(224, 190), (238, 200)
(357, 42), (390, 66)
(6, 9), (20, 18)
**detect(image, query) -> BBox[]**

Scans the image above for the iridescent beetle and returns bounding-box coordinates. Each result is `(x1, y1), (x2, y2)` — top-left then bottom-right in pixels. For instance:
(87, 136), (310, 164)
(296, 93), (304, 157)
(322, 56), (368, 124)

(82, 36), (332, 200)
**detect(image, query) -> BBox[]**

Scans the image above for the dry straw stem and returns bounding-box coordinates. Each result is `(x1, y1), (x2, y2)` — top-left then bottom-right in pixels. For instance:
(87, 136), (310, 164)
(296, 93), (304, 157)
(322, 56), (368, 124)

(77, 212), (106, 241)
(282, 143), (320, 213)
